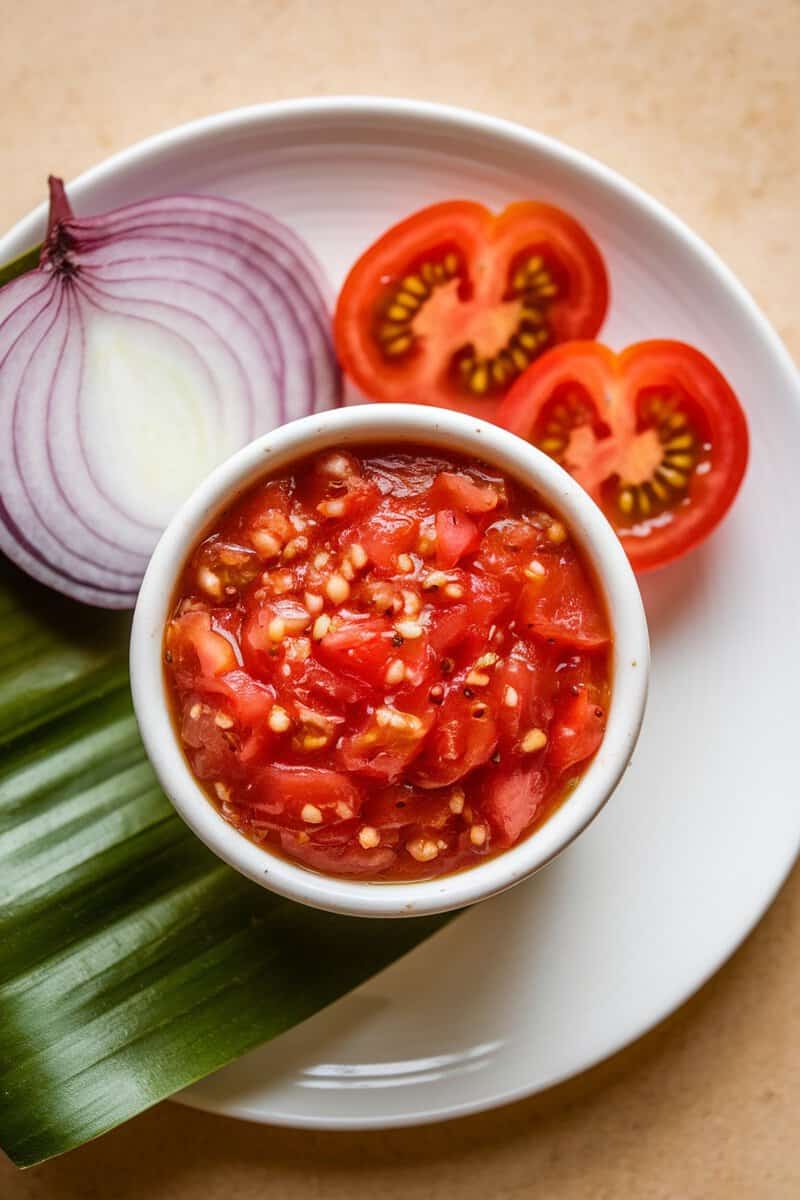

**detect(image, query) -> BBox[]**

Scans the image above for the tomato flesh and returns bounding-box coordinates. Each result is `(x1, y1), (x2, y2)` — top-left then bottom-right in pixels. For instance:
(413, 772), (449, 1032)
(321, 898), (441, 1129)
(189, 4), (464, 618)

(481, 765), (549, 848)
(435, 509), (480, 569)
(165, 446), (611, 881)
(497, 340), (749, 572)
(334, 201), (608, 420)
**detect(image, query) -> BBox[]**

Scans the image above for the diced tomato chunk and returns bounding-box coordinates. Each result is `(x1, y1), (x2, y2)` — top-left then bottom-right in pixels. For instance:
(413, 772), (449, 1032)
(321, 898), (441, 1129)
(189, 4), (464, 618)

(249, 764), (361, 826)
(481, 765), (549, 848)
(412, 690), (497, 788)
(192, 537), (262, 598)
(362, 786), (453, 831)
(318, 617), (434, 691)
(301, 454), (380, 522)
(199, 669), (275, 728)
(432, 472), (499, 513)
(548, 690), (606, 774)
(490, 645), (555, 749)
(476, 518), (542, 580)
(279, 831), (397, 876)
(426, 604), (472, 656)
(518, 556), (609, 649)
(360, 786), (416, 829)
(167, 611), (238, 679)
(278, 655), (370, 711)
(435, 509), (480, 569)
(357, 507), (419, 569)
(338, 707), (433, 782)
(316, 617), (393, 686)
(469, 571), (514, 628)
(180, 696), (243, 781)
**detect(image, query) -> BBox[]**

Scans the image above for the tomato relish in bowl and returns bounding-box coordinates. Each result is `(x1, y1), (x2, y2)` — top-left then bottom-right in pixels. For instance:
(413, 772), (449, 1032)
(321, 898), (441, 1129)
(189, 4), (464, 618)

(163, 444), (611, 882)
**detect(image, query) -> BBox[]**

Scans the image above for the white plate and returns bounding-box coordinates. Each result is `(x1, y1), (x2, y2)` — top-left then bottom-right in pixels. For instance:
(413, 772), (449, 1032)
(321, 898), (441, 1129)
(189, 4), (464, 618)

(5, 97), (799, 1130)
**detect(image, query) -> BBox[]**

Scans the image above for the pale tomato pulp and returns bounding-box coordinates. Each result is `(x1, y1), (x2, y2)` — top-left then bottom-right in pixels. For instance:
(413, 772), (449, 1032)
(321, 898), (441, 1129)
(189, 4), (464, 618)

(164, 446), (612, 881)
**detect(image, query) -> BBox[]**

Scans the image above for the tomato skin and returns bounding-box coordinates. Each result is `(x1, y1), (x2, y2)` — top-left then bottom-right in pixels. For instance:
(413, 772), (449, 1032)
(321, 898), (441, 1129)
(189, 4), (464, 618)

(497, 339), (749, 572)
(334, 201), (608, 419)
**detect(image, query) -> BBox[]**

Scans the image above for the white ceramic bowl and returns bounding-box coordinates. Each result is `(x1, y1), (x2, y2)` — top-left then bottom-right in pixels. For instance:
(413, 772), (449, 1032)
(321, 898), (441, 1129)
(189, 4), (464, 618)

(131, 402), (648, 917)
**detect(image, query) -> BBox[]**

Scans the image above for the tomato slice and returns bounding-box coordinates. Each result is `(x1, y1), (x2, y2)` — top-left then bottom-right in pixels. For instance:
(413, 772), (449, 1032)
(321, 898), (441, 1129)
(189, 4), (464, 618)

(497, 340), (749, 572)
(334, 201), (608, 419)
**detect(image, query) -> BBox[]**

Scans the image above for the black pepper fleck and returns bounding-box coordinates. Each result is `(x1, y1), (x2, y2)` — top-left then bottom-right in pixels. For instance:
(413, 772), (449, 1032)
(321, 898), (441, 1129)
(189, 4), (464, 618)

(391, 633), (404, 647)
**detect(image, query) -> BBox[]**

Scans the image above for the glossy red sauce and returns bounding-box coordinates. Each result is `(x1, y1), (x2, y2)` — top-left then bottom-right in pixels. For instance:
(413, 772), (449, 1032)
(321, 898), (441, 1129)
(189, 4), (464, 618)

(164, 445), (611, 881)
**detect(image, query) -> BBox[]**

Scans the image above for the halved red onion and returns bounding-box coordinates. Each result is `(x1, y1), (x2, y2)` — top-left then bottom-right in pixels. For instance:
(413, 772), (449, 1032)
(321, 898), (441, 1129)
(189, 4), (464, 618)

(0, 178), (341, 608)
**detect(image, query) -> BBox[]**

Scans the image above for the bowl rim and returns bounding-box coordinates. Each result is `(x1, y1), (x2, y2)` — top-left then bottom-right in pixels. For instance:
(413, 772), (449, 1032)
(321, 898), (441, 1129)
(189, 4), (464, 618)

(130, 403), (649, 917)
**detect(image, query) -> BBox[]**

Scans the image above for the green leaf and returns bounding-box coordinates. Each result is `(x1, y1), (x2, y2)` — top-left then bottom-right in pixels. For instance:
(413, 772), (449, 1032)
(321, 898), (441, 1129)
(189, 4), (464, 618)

(0, 247), (453, 1167)
(0, 243), (40, 288)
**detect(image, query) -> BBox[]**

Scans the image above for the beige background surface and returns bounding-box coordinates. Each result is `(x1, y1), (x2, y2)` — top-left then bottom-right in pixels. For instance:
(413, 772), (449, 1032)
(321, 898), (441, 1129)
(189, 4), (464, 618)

(1, 0), (798, 1195)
